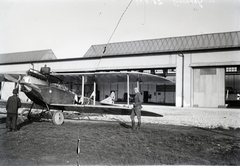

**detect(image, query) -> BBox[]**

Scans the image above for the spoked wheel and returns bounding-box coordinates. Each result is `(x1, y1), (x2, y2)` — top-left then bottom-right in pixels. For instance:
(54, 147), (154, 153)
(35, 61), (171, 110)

(20, 109), (31, 122)
(52, 111), (64, 125)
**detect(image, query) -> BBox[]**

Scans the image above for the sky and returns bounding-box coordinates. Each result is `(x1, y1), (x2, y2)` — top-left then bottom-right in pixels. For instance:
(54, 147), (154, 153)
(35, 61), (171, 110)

(0, 0), (240, 59)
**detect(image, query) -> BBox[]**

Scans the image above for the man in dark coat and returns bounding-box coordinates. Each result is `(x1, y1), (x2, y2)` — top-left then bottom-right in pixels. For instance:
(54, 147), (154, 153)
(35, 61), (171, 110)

(6, 88), (22, 132)
(130, 87), (143, 130)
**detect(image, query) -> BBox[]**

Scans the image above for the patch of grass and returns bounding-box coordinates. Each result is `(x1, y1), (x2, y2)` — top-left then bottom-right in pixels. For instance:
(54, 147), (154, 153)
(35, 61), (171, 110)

(0, 119), (239, 165)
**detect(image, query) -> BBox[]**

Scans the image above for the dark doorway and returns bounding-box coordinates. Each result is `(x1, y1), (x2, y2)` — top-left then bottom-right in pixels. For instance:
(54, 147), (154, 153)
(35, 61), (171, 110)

(143, 91), (148, 103)
(225, 66), (240, 108)
(96, 91), (100, 101)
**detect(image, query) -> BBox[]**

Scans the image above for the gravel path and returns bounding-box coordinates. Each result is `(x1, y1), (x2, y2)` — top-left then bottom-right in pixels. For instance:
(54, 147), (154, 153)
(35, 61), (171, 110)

(141, 106), (240, 129)
(76, 106), (240, 129)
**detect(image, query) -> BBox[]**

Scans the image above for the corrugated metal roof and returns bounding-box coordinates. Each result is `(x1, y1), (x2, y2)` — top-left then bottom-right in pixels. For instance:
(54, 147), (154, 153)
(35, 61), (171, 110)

(0, 49), (57, 64)
(84, 31), (240, 57)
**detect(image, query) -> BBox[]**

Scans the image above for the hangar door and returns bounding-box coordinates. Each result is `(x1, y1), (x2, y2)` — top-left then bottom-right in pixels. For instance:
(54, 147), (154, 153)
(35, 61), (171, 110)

(193, 68), (225, 107)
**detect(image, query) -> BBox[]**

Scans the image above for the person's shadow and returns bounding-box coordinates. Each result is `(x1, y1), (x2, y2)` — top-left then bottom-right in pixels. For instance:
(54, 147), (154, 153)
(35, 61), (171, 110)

(0, 117), (6, 124)
(17, 120), (33, 130)
(0, 117), (7, 129)
(114, 119), (132, 129)
(0, 117), (33, 130)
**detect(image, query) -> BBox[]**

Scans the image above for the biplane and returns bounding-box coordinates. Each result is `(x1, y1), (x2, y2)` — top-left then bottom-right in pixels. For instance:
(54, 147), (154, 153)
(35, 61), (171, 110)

(0, 66), (174, 125)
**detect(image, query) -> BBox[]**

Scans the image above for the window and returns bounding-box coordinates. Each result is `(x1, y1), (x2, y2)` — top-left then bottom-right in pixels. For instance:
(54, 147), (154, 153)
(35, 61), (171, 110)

(168, 69), (176, 74)
(143, 70), (151, 73)
(226, 67), (237, 73)
(200, 68), (216, 75)
(156, 85), (175, 92)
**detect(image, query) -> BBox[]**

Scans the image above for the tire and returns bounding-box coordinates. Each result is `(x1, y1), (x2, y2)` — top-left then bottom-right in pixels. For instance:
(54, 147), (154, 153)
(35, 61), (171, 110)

(52, 111), (64, 125)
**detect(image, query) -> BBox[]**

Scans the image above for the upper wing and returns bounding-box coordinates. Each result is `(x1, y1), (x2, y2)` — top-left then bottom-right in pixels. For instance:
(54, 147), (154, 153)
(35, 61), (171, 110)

(51, 71), (175, 84)
(1, 70), (174, 84)
(0, 73), (26, 82)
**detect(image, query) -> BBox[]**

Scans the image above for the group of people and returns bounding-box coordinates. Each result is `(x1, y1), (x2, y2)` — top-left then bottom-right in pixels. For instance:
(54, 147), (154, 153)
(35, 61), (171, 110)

(5, 86), (142, 132)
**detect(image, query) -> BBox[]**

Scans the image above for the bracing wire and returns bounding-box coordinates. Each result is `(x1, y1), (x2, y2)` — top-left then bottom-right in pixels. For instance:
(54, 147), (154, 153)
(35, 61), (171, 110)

(96, 0), (133, 70)
(103, 0), (133, 54)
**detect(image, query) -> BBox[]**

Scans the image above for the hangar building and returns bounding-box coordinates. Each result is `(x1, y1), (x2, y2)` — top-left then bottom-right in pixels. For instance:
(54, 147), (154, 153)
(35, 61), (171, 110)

(0, 31), (240, 108)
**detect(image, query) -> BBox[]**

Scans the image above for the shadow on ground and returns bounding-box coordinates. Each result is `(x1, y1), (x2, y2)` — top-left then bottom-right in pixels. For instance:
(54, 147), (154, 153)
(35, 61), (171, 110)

(114, 119), (132, 129)
(17, 120), (33, 130)
(0, 117), (6, 124)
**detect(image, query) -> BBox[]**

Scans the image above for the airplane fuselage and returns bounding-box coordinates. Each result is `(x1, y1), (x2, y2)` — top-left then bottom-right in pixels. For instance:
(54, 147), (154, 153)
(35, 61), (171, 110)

(21, 71), (75, 107)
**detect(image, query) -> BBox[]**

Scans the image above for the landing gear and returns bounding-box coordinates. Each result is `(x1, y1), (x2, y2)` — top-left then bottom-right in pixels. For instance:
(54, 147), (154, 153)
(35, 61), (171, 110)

(20, 108), (46, 122)
(20, 108), (32, 122)
(52, 111), (64, 125)
(45, 103), (65, 125)
(20, 102), (65, 125)
(20, 103), (36, 122)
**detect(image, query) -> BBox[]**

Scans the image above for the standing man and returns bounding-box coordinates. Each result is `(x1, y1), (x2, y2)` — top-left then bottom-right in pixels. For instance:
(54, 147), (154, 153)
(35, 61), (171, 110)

(130, 87), (143, 130)
(6, 88), (22, 132)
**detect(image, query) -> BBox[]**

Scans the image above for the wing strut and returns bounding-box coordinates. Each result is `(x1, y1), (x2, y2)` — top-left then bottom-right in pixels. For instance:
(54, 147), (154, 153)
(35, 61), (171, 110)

(127, 73), (130, 107)
(137, 74), (140, 90)
(93, 81), (96, 105)
(81, 75), (85, 104)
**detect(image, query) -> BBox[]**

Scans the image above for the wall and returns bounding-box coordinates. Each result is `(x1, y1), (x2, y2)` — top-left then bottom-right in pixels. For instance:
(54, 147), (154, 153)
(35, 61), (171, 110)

(190, 51), (240, 66)
(1, 50), (240, 108)
(96, 82), (175, 105)
(176, 55), (183, 107)
(193, 68), (225, 107)
(0, 82), (28, 101)
(188, 51), (240, 107)
(177, 50), (240, 108)
(0, 54), (177, 73)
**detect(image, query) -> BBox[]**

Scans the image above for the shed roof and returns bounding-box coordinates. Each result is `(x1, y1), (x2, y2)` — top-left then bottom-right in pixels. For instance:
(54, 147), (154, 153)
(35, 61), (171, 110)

(84, 31), (240, 57)
(0, 49), (57, 64)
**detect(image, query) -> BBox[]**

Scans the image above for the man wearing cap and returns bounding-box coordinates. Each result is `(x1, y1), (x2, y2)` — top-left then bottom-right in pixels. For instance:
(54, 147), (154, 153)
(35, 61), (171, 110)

(6, 88), (22, 132)
(130, 87), (143, 130)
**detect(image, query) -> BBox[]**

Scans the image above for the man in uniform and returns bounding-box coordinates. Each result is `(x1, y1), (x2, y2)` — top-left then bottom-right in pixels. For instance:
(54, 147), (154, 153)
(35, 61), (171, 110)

(130, 87), (143, 130)
(6, 88), (22, 132)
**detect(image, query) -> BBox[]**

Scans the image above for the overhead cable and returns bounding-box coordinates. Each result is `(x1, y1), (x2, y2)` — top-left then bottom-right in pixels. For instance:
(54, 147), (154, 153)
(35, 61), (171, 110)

(103, 0), (133, 54)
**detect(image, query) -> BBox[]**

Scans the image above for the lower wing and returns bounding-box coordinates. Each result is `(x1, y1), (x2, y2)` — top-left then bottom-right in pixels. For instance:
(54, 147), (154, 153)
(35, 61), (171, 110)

(0, 100), (163, 117)
(50, 104), (163, 117)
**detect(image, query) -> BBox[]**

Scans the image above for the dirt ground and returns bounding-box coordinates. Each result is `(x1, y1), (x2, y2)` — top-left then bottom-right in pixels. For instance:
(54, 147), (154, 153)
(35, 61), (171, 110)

(0, 117), (240, 166)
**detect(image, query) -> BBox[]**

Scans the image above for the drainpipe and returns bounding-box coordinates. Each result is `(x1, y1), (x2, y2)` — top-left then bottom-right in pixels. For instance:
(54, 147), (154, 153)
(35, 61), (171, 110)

(178, 53), (184, 107)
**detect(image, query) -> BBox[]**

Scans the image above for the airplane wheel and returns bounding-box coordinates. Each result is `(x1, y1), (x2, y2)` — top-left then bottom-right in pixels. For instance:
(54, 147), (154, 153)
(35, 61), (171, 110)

(52, 111), (64, 125)
(20, 109), (30, 122)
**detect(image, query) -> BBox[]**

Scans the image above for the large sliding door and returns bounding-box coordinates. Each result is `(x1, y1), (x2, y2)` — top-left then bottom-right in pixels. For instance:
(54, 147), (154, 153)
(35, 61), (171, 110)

(193, 68), (225, 107)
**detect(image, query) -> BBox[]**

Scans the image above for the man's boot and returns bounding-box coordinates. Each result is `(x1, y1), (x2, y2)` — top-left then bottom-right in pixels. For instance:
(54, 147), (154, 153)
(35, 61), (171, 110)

(137, 121), (141, 130)
(132, 121), (135, 130)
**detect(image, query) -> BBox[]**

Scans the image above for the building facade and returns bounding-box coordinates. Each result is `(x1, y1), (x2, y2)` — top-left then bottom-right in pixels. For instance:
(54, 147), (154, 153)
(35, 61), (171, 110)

(0, 31), (240, 108)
